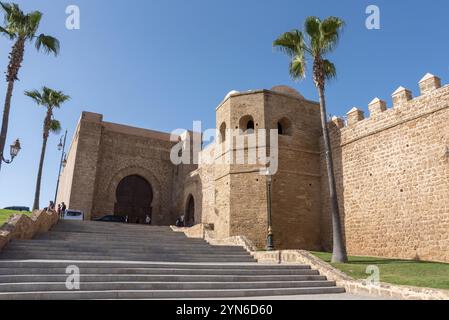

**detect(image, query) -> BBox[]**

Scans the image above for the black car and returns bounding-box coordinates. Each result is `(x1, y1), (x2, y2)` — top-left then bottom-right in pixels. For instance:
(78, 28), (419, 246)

(3, 206), (30, 212)
(94, 215), (126, 223)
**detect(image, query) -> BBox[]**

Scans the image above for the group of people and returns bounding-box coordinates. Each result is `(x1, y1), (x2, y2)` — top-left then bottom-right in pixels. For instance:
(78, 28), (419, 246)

(47, 201), (67, 218)
(124, 214), (152, 225)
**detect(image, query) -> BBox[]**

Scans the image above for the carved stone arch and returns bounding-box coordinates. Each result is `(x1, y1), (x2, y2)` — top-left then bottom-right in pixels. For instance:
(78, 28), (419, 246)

(105, 165), (162, 221)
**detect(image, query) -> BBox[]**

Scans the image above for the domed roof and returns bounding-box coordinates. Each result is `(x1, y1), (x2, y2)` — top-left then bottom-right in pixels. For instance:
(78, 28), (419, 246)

(270, 85), (304, 99)
(224, 90), (240, 101)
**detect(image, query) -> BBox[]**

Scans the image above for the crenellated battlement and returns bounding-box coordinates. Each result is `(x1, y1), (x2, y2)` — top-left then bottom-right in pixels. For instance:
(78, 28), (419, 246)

(330, 73), (449, 146)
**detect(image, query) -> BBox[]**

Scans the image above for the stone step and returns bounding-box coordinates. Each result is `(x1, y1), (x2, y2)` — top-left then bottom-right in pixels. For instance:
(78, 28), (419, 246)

(55, 221), (172, 229)
(0, 274), (326, 283)
(36, 232), (200, 240)
(0, 261), (305, 269)
(0, 280), (337, 292)
(5, 246), (249, 255)
(0, 253), (255, 263)
(35, 236), (207, 244)
(9, 239), (228, 249)
(0, 267), (319, 276)
(0, 287), (346, 300)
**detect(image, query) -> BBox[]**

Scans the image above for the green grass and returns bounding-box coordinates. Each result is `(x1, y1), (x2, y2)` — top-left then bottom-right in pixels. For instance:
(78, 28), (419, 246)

(311, 251), (449, 290)
(0, 209), (32, 227)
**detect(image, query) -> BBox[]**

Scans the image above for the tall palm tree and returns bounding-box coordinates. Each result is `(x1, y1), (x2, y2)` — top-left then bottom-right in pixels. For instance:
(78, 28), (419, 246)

(0, 2), (60, 171)
(25, 87), (70, 210)
(273, 16), (348, 263)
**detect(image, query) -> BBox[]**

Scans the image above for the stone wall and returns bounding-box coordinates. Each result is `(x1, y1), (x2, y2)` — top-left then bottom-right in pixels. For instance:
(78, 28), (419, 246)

(57, 112), (198, 225)
(0, 210), (59, 251)
(321, 74), (449, 263)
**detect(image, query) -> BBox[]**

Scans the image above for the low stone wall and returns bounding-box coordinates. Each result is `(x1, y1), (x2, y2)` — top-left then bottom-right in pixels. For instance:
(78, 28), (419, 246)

(171, 224), (212, 239)
(257, 250), (449, 301)
(0, 210), (59, 252)
(176, 225), (449, 300)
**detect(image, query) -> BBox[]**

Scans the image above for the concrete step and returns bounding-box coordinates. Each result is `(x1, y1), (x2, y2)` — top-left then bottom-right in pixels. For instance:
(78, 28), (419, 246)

(0, 287), (346, 300)
(0, 280), (337, 292)
(0, 274), (327, 283)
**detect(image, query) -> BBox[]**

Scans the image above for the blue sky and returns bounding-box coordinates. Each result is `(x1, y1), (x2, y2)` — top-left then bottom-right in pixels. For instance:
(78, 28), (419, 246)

(0, 0), (448, 209)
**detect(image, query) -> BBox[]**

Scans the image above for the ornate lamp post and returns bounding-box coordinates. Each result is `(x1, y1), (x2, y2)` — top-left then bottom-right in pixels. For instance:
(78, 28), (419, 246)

(0, 139), (21, 171)
(265, 169), (274, 251)
(54, 130), (68, 204)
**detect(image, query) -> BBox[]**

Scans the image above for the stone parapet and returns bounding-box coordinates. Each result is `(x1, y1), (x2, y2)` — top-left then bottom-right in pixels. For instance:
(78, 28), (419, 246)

(0, 210), (59, 252)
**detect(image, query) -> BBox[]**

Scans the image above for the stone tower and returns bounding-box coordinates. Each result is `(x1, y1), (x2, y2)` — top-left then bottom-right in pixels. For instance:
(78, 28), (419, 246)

(211, 86), (323, 249)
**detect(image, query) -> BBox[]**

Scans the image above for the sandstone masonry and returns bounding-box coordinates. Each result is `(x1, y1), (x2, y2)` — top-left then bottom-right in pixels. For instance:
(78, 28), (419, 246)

(57, 74), (449, 263)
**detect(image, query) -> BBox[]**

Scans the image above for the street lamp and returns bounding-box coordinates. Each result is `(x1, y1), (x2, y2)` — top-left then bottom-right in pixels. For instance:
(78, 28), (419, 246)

(265, 169), (274, 251)
(1, 138), (21, 168)
(54, 130), (68, 204)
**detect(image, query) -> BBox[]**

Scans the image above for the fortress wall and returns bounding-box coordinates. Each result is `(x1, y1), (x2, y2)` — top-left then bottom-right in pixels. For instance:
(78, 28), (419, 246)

(197, 144), (217, 226)
(57, 112), (103, 219)
(56, 120), (81, 208)
(322, 75), (449, 262)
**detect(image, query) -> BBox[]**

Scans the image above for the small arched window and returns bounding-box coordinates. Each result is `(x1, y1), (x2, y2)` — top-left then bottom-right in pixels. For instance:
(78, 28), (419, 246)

(219, 122), (227, 143)
(277, 117), (293, 136)
(239, 115), (255, 134)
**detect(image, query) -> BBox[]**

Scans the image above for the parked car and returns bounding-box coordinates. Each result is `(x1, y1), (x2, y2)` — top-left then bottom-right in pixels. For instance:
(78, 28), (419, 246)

(94, 215), (126, 223)
(3, 206), (30, 212)
(63, 210), (84, 221)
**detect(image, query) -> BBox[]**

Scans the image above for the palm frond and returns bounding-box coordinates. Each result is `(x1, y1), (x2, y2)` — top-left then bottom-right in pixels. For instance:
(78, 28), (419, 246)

(0, 25), (13, 39)
(322, 59), (337, 81)
(304, 16), (322, 54)
(35, 34), (60, 56)
(320, 17), (345, 54)
(27, 87), (70, 109)
(289, 55), (306, 81)
(0, 2), (13, 16)
(24, 89), (43, 105)
(26, 11), (42, 38)
(2, 3), (25, 36)
(273, 29), (305, 57)
(49, 119), (61, 134)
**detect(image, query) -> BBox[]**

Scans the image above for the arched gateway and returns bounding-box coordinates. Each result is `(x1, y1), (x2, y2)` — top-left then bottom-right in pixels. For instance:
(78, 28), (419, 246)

(114, 175), (153, 224)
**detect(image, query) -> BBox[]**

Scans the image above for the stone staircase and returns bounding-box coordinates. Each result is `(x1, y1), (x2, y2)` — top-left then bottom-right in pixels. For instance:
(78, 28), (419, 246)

(0, 220), (345, 299)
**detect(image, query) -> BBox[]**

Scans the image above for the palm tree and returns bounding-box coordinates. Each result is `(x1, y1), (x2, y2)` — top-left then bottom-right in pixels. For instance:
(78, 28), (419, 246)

(0, 2), (60, 171)
(25, 87), (70, 210)
(273, 16), (348, 263)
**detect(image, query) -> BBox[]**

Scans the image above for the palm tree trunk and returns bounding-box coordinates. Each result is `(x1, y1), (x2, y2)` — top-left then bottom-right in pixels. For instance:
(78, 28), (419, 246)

(33, 114), (51, 211)
(0, 81), (15, 172)
(317, 86), (348, 263)
(0, 38), (25, 173)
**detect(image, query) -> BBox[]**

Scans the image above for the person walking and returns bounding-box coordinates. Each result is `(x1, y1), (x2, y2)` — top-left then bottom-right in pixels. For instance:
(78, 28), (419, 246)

(61, 202), (67, 219)
(145, 214), (151, 225)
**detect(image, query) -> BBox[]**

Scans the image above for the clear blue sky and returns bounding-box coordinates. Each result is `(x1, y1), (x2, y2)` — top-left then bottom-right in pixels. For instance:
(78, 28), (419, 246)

(0, 0), (448, 209)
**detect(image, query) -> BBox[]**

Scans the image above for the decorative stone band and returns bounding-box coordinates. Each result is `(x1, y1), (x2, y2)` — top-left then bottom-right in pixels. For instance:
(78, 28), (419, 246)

(0, 210), (59, 252)
(175, 225), (449, 300)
